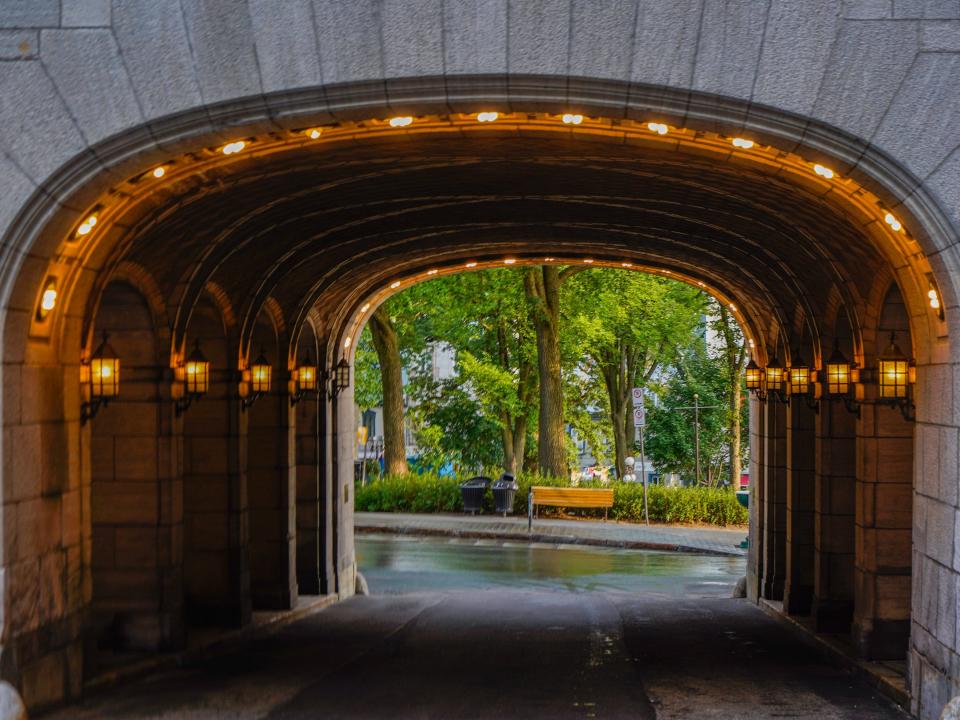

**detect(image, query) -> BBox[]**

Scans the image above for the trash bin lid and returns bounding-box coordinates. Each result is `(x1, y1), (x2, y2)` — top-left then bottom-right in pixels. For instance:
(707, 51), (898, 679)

(461, 476), (492, 488)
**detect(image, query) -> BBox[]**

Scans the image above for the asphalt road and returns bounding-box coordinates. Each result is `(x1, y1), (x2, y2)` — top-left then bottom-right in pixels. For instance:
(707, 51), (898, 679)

(42, 542), (908, 719)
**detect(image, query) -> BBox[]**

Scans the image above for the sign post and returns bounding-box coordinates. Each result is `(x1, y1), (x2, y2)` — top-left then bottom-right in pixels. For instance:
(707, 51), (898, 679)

(632, 388), (648, 525)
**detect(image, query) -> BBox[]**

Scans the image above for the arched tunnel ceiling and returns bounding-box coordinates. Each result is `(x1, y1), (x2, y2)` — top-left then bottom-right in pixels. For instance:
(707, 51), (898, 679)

(111, 131), (890, 358)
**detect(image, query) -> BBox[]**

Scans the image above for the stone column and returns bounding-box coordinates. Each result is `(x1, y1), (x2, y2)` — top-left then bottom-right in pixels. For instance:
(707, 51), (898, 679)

(747, 396), (765, 603)
(853, 387), (913, 659)
(784, 400), (816, 615)
(295, 394), (322, 595)
(247, 381), (297, 610)
(319, 385), (336, 595)
(762, 399), (787, 601)
(812, 398), (857, 632)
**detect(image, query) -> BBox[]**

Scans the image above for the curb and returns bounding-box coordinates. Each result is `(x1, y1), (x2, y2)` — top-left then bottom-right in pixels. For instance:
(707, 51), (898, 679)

(758, 599), (910, 712)
(82, 594), (340, 697)
(355, 523), (744, 557)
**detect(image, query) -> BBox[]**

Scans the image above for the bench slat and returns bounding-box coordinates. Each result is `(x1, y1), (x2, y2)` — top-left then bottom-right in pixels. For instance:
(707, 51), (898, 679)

(530, 486), (614, 508)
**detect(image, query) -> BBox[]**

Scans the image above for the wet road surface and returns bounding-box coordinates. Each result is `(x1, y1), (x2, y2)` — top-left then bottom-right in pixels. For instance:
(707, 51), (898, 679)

(42, 538), (907, 719)
(357, 534), (744, 596)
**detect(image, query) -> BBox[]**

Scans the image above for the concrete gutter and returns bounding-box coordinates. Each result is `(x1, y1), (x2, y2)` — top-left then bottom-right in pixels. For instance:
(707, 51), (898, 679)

(356, 523), (744, 557)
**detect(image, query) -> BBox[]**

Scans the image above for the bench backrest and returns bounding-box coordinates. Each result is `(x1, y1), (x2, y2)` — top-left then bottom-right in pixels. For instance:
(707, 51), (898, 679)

(530, 486), (614, 508)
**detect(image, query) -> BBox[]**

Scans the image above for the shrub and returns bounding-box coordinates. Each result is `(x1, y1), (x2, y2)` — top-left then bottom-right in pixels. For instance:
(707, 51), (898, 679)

(355, 473), (747, 527)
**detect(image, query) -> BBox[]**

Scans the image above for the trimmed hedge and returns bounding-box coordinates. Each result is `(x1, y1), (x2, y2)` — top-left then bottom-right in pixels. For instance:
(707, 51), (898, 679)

(355, 473), (747, 527)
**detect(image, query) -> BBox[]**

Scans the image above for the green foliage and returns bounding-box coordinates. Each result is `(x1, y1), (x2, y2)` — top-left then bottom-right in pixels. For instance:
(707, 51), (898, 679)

(355, 473), (747, 526)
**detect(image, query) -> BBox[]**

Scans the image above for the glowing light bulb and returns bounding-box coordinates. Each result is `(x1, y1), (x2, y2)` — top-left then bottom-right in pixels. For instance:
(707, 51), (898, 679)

(503, 258), (517, 265)
(222, 141), (246, 155)
(389, 280), (401, 289)
(308, 129), (321, 139)
(929, 288), (941, 309)
(389, 116), (413, 128)
(729, 303), (737, 312)
(748, 339), (755, 348)
(562, 114), (583, 125)
(360, 303), (371, 313)
(465, 261), (478, 268)
(152, 167), (165, 178)
(477, 112), (499, 123)
(813, 164), (834, 179)
(884, 212), (902, 232)
(77, 222), (92, 236)
(544, 257), (555, 262)
(40, 287), (57, 312)
(732, 137), (754, 149)
(344, 337), (352, 348)
(583, 258), (594, 264)
(621, 262), (633, 267)
(426, 269), (439, 275)
(647, 122), (669, 135)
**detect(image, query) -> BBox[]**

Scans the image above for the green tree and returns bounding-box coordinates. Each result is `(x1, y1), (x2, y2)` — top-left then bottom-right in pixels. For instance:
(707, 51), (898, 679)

(564, 270), (705, 478)
(712, 303), (749, 487)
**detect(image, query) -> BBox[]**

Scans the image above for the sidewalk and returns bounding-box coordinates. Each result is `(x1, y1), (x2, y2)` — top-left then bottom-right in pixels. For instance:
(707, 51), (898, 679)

(355, 512), (748, 557)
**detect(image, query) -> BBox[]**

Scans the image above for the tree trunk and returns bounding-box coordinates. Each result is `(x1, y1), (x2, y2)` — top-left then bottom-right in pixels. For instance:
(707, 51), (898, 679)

(524, 267), (569, 480)
(369, 306), (408, 475)
(718, 306), (746, 489)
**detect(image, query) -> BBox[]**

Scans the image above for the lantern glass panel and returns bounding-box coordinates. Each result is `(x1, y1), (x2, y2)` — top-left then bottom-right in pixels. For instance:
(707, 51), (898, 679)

(185, 348), (209, 395)
(826, 360), (850, 395)
(766, 360), (785, 393)
(878, 358), (908, 399)
(789, 366), (810, 395)
(250, 355), (271, 394)
(336, 359), (351, 391)
(745, 360), (762, 391)
(298, 364), (317, 392)
(90, 335), (120, 399)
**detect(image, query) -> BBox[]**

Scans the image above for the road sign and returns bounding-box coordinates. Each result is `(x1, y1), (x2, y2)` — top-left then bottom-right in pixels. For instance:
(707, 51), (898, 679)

(632, 406), (646, 427)
(357, 425), (369, 445)
(631, 387), (644, 406)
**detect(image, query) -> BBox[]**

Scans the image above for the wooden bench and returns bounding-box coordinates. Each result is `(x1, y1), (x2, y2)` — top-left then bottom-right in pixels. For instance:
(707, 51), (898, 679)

(527, 486), (615, 530)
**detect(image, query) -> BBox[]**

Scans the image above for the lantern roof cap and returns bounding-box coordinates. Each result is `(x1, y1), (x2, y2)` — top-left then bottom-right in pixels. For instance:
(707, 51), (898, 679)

(92, 332), (118, 360)
(827, 339), (849, 366)
(880, 332), (909, 361)
(187, 339), (208, 364)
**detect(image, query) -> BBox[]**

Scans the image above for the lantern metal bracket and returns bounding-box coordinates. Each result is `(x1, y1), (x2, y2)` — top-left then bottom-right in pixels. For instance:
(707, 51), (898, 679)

(241, 391), (262, 411)
(840, 396), (862, 418)
(80, 397), (109, 425)
(175, 392), (203, 417)
(879, 397), (916, 423)
(792, 394), (820, 414)
(289, 388), (319, 407)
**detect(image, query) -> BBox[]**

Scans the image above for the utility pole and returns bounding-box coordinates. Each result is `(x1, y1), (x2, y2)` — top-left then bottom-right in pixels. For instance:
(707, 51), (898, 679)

(672, 393), (719, 486)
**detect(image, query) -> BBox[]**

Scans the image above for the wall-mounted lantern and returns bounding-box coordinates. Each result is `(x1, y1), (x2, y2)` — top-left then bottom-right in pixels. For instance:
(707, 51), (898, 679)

(764, 355), (788, 403)
(824, 340), (861, 416)
(745, 358), (763, 397)
(81, 333), (120, 424)
(175, 340), (210, 416)
(290, 353), (318, 406)
(242, 349), (272, 410)
(877, 332), (915, 421)
(334, 358), (351, 395)
(786, 357), (820, 412)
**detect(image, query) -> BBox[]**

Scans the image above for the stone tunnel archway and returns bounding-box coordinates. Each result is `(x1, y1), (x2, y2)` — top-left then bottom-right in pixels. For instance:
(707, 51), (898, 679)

(0, 66), (957, 718)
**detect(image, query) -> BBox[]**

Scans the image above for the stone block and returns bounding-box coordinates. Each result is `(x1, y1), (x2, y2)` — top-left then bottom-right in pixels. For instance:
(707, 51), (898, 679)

(921, 20), (960, 49)
(91, 481), (157, 525)
(507, 0), (570, 76)
(894, 0), (960, 18)
(38, 29), (144, 146)
(184, 475), (228, 510)
(8, 558), (39, 634)
(381, 0), (444, 79)
(443, 0), (507, 75)
(843, 0), (893, 18)
(185, 436), (230, 475)
(873, 52), (960, 179)
(567, 0), (634, 80)
(180, 0), (262, 105)
(114, 527), (160, 568)
(0, 29), (36, 59)
(112, 0), (204, 120)
(0, 61), (88, 186)
(629, 0), (701, 90)
(690, 0), (767, 102)
(61, 0), (111, 27)
(249, 0), (322, 93)
(16, 496), (61, 560)
(186, 512), (229, 550)
(113, 435), (158, 481)
(314, 0), (385, 84)
(19, 649), (64, 710)
(812, 18), (919, 140)
(926, 499), (956, 567)
(0, 1), (59, 28)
